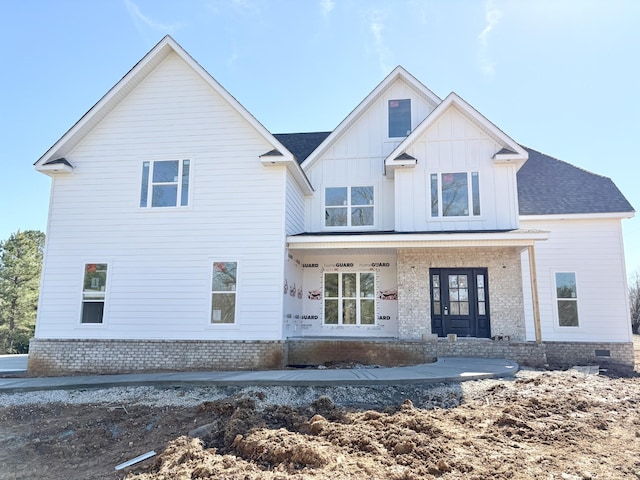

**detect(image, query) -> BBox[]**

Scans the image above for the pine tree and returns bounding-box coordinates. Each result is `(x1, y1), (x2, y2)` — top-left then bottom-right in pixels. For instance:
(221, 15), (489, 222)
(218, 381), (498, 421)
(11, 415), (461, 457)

(0, 230), (45, 353)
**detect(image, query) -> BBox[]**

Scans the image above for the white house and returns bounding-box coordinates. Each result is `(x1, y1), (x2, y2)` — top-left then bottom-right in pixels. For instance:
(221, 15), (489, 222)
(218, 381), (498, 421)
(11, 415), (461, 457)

(29, 36), (635, 375)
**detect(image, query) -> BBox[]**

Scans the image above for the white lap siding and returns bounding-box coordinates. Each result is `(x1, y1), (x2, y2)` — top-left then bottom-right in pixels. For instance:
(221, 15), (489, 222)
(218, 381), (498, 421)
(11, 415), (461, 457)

(36, 52), (287, 341)
(520, 217), (631, 343)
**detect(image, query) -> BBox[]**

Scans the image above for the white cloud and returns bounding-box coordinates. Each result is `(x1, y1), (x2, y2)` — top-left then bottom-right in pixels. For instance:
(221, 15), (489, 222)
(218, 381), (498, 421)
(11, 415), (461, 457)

(124, 0), (184, 33)
(478, 0), (503, 75)
(320, 0), (335, 16)
(367, 9), (391, 73)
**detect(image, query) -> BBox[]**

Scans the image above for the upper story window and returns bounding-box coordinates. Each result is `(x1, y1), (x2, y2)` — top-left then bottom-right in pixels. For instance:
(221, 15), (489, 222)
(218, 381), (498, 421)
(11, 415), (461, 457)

(388, 99), (411, 138)
(555, 272), (579, 327)
(430, 172), (480, 217)
(81, 263), (108, 324)
(325, 186), (374, 228)
(140, 159), (190, 208)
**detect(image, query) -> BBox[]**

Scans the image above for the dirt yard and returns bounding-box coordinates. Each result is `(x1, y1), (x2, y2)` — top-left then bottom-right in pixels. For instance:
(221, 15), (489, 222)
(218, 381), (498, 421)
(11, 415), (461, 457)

(2, 342), (640, 480)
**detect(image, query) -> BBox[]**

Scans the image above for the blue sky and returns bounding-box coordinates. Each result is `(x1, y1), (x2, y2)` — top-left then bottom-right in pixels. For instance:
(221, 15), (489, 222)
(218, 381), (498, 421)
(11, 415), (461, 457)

(2, 0), (639, 273)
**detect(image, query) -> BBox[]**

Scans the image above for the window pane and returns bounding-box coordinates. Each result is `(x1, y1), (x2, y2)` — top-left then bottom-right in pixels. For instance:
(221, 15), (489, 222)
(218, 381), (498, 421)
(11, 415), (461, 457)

(460, 302), (469, 315)
(152, 185), (178, 207)
(324, 273), (339, 297)
(326, 187), (347, 206)
(81, 301), (104, 324)
(472, 172), (480, 215)
(211, 293), (236, 323)
(325, 207), (347, 226)
(212, 262), (237, 292)
(342, 273), (357, 297)
(556, 272), (577, 298)
(324, 299), (338, 324)
(181, 160), (190, 207)
(442, 173), (469, 216)
(343, 299), (357, 324)
(153, 160), (179, 183)
(83, 264), (108, 294)
(558, 300), (579, 326)
(477, 274), (484, 288)
(351, 207), (374, 226)
(459, 288), (468, 302)
(433, 301), (441, 315)
(478, 289), (485, 301)
(431, 174), (439, 217)
(433, 288), (440, 301)
(432, 274), (440, 288)
(478, 302), (486, 315)
(389, 99), (411, 137)
(450, 288), (459, 301)
(450, 302), (460, 315)
(448, 275), (458, 288)
(360, 273), (375, 298)
(140, 162), (150, 207)
(351, 186), (374, 206)
(361, 299), (375, 324)
(458, 275), (468, 288)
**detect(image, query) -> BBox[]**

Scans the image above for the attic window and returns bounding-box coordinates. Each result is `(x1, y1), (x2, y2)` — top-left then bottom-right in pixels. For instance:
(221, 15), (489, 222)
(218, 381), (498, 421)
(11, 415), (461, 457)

(389, 99), (411, 138)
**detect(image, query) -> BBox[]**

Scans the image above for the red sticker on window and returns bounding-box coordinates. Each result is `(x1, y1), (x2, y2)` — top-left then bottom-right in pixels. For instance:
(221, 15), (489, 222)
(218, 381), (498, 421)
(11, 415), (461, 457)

(390, 100), (399, 108)
(86, 264), (96, 273)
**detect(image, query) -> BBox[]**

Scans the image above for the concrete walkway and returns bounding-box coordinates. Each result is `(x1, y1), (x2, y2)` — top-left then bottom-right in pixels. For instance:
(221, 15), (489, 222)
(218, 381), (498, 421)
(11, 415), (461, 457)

(0, 357), (518, 393)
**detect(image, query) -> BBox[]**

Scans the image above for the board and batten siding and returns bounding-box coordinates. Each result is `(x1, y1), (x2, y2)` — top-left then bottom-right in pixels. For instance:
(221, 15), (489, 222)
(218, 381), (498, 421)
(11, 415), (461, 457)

(36, 52), (288, 341)
(520, 217), (632, 342)
(394, 107), (519, 232)
(303, 78), (435, 233)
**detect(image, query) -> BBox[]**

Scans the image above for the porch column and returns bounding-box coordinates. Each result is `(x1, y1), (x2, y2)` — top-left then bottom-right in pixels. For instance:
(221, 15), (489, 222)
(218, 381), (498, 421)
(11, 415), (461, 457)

(528, 245), (542, 344)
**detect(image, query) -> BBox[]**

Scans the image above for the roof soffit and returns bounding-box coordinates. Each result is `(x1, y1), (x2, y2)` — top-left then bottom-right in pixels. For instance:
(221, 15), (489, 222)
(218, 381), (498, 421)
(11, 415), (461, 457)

(384, 92), (528, 170)
(300, 66), (442, 171)
(35, 36), (296, 169)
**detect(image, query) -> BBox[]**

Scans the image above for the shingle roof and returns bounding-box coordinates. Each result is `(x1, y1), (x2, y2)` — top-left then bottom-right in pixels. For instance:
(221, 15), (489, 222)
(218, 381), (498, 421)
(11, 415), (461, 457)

(274, 132), (330, 164)
(517, 147), (634, 215)
(275, 133), (634, 216)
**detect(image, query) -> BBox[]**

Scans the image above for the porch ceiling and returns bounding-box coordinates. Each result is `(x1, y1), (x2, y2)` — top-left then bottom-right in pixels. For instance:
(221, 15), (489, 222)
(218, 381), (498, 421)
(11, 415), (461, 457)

(287, 229), (549, 251)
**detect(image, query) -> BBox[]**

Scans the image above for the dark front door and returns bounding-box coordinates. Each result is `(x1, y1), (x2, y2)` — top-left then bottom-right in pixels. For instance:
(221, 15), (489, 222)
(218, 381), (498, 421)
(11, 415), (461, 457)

(430, 268), (490, 338)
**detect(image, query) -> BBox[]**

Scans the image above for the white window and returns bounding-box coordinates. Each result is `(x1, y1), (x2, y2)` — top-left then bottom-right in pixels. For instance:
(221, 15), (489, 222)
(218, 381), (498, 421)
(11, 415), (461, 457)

(430, 172), (480, 217)
(140, 159), (190, 207)
(389, 99), (411, 137)
(81, 263), (108, 324)
(325, 186), (374, 227)
(555, 272), (579, 327)
(323, 272), (376, 325)
(211, 262), (237, 324)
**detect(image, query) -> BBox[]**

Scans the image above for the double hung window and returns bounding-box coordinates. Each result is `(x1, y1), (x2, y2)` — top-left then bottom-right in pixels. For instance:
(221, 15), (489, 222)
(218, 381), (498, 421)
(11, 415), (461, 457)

(140, 159), (190, 208)
(81, 263), (108, 324)
(211, 262), (238, 324)
(430, 172), (480, 217)
(325, 186), (374, 227)
(555, 272), (579, 327)
(323, 272), (375, 325)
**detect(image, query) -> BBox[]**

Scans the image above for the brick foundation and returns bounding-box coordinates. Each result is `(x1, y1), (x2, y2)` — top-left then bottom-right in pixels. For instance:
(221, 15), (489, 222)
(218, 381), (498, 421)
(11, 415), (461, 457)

(27, 339), (286, 376)
(27, 337), (634, 376)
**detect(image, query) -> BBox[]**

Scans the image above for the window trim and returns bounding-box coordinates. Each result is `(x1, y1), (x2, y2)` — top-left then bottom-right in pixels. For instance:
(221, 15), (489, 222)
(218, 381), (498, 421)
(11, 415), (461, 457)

(388, 98), (412, 139)
(429, 171), (481, 218)
(79, 262), (110, 326)
(553, 271), (580, 328)
(209, 260), (240, 327)
(140, 158), (191, 209)
(322, 271), (377, 326)
(323, 185), (376, 229)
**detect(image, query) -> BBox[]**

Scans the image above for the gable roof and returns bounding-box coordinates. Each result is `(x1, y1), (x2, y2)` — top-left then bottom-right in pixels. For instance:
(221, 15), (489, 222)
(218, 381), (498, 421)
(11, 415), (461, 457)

(517, 147), (634, 216)
(274, 132), (330, 164)
(35, 36), (312, 192)
(300, 66), (441, 170)
(385, 92), (528, 173)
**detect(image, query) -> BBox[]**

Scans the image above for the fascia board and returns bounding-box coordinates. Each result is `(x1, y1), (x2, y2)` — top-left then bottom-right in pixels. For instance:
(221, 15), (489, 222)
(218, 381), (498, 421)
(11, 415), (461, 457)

(287, 230), (550, 249)
(520, 212), (635, 221)
(302, 66), (442, 171)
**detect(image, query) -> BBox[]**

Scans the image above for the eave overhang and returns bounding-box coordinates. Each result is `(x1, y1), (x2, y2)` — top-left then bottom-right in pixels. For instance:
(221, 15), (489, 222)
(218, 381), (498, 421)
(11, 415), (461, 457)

(287, 229), (549, 251)
(37, 157), (74, 176)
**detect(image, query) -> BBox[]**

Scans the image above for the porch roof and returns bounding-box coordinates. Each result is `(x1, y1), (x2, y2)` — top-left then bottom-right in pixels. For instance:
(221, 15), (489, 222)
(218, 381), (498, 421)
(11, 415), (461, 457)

(287, 229), (549, 251)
